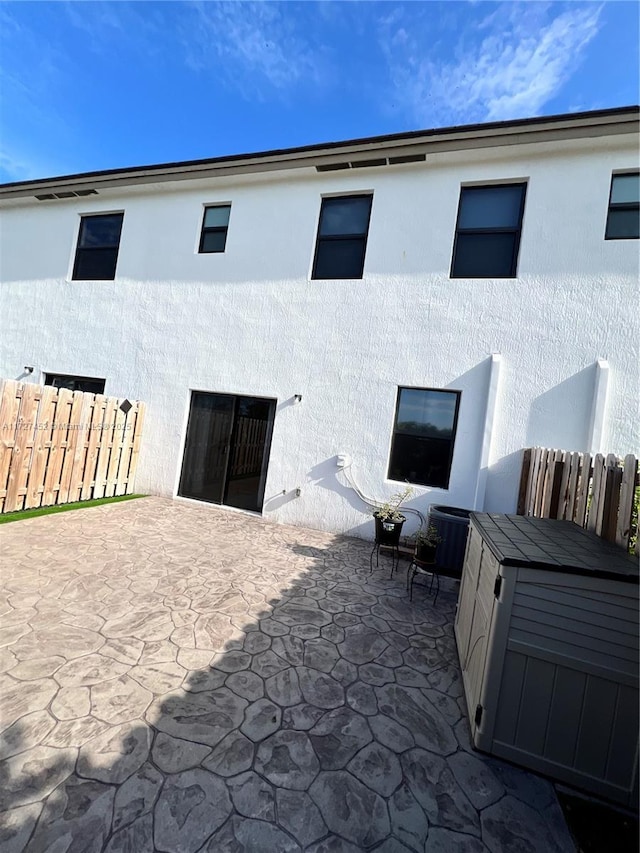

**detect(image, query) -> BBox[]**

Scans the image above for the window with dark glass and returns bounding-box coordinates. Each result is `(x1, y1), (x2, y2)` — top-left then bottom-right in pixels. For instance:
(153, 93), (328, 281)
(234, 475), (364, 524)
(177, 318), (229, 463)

(199, 205), (231, 253)
(312, 194), (373, 279)
(388, 387), (461, 489)
(44, 373), (106, 394)
(72, 213), (124, 280)
(450, 183), (526, 278)
(605, 173), (639, 239)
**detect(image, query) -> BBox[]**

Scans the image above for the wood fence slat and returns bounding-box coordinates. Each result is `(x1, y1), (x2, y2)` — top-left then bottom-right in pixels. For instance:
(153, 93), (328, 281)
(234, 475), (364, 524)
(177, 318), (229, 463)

(542, 448), (562, 517)
(549, 452), (566, 519)
(587, 454), (605, 533)
(105, 403), (126, 498)
(517, 448), (532, 515)
(575, 452), (592, 528)
(115, 405), (136, 496)
(81, 397), (107, 501)
(42, 388), (71, 506)
(565, 451), (581, 522)
(93, 397), (117, 499)
(616, 455), (639, 549)
(58, 391), (85, 505)
(0, 379), (21, 513)
(68, 393), (93, 503)
(4, 383), (40, 512)
(127, 402), (146, 492)
(24, 385), (57, 509)
(539, 448), (551, 516)
(602, 461), (623, 542)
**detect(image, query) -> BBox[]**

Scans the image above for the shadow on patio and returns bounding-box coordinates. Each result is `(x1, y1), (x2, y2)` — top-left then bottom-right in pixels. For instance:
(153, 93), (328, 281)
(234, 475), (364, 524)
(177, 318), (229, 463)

(0, 497), (576, 852)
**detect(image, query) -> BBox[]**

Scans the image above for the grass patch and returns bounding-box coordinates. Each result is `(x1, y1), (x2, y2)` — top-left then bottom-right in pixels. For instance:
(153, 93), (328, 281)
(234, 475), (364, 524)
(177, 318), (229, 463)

(0, 494), (146, 524)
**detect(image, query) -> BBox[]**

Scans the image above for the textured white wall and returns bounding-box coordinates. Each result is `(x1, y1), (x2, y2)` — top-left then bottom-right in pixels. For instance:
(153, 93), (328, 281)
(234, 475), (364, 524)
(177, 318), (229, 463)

(1, 134), (638, 538)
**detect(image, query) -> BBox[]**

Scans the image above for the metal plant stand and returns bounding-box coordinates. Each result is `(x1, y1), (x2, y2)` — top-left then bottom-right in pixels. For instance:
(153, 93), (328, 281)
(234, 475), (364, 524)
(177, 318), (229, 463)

(407, 557), (440, 602)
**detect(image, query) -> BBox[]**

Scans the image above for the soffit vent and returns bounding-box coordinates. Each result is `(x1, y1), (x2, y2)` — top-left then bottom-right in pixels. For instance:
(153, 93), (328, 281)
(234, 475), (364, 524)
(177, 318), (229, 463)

(388, 153), (427, 165)
(315, 152), (426, 173)
(316, 162), (351, 172)
(35, 189), (98, 201)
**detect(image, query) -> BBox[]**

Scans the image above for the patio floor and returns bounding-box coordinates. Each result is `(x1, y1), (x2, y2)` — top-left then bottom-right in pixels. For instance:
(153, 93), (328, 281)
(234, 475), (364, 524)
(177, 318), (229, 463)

(0, 497), (576, 852)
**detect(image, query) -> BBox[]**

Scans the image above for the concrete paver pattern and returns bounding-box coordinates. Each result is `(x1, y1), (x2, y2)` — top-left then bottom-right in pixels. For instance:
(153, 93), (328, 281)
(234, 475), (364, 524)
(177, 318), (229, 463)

(0, 497), (576, 852)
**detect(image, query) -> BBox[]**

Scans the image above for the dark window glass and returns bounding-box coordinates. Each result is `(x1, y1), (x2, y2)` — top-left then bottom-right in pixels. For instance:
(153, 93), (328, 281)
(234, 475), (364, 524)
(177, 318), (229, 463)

(313, 239), (366, 280)
(199, 204), (231, 253)
(451, 183), (526, 278)
(44, 373), (105, 394)
(312, 194), (372, 279)
(388, 388), (461, 489)
(451, 233), (517, 279)
(72, 213), (123, 280)
(605, 173), (639, 240)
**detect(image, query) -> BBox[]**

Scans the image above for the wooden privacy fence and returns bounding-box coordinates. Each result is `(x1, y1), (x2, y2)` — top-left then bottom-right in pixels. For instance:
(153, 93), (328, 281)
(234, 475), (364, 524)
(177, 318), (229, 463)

(0, 379), (145, 514)
(518, 447), (639, 550)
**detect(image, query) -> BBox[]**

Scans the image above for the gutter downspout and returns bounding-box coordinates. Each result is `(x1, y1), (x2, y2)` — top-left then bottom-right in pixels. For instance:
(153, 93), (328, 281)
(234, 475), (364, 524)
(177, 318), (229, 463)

(473, 353), (503, 511)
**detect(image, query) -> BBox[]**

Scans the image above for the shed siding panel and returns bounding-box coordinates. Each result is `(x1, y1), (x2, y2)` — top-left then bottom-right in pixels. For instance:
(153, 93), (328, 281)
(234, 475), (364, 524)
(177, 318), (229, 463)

(607, 685), (640, 787)
(543, 667), (585, 767)
(514, 657), (555, 756)
(493, 651), (526, 745)
(574, 676), (619, 779)
(513, 582), (638, 622)
(513, 589), (637, 636)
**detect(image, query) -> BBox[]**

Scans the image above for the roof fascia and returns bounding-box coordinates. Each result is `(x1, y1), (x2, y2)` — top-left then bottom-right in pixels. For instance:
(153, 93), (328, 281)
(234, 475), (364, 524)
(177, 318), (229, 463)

(1, 108), (637, 202)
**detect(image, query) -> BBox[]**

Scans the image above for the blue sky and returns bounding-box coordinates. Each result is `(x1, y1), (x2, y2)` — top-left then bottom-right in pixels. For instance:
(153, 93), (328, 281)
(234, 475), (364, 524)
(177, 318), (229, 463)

(1, 1), (637, 183)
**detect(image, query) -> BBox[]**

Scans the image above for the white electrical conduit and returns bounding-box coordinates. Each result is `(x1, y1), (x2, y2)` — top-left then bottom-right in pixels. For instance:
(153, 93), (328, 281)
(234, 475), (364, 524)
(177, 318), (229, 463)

(336, 454), (426, 527)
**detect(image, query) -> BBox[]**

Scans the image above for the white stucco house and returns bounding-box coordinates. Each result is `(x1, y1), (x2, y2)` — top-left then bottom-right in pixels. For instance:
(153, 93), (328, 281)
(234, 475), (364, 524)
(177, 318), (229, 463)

(1, 107), (638, 538)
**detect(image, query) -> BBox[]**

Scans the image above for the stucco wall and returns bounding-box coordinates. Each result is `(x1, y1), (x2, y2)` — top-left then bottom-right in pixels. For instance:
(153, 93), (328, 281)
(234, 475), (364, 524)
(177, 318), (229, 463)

(1, 133), (638, 538)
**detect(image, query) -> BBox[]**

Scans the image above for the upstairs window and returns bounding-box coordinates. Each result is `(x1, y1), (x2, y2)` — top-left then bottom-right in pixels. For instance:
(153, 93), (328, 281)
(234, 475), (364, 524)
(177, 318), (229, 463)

(605, 173), (639, 239)
(199, 204), (231, 253)
(312, 194), (373, 279)
(451, 183), (526, 278)
(388, 387), (461, 489)
(44, 373), (105, 394)
(72, 213), (124, 280)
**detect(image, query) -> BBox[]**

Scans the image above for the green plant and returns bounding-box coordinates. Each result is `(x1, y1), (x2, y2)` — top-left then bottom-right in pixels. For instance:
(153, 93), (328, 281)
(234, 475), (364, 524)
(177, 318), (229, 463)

(416, 523), (443, 547)
(373, 486), (414, 522)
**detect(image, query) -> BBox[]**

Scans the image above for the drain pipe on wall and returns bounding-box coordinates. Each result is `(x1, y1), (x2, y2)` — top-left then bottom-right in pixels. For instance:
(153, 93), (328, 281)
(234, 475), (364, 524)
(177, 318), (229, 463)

(473, 353), (503, 511)
(587, 359), (609, 454)
(336, 454), (426, 527)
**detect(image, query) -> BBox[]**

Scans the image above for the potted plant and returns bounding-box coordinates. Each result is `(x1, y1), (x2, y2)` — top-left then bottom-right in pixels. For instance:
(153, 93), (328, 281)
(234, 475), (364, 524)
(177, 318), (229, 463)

(373, 486), (414, 546)
(415, 524), (443, 563)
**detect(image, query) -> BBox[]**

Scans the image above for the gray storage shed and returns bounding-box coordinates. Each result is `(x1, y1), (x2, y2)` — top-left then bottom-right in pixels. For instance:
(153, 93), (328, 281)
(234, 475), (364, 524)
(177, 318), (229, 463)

(455, 513), (638, 807)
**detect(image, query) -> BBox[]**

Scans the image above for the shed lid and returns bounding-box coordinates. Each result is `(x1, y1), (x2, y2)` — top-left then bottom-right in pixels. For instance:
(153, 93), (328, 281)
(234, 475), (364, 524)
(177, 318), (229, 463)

(470, 514), (639, 584)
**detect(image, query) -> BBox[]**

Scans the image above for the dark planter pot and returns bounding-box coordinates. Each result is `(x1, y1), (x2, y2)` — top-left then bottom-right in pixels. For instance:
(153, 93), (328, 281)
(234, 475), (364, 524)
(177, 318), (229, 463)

(416, 541), (437, 563)
(374, 514), (406, 546)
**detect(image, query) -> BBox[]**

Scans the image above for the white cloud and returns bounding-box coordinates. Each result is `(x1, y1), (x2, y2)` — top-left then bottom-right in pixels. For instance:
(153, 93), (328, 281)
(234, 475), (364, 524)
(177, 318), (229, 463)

(183, 2), (325, 100)
(381, 3), (603, 126)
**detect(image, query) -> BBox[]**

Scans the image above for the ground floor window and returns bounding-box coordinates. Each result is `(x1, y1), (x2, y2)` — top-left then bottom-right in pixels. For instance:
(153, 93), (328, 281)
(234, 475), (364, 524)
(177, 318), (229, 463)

(388, 387), (461, 489)
(44, 373), (106, 394)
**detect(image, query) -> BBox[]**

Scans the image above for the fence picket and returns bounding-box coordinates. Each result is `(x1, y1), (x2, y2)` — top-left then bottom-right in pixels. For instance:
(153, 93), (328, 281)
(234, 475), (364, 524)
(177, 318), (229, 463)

(575, 453), (592, 528)
(519, 446), (637, 550)
(617, 455), (639, 549)
(0, 380), (144, 513)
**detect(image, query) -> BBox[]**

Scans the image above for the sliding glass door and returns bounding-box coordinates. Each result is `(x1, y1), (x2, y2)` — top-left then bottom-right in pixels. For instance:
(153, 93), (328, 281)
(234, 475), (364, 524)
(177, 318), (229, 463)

(179, 392), (275, 513)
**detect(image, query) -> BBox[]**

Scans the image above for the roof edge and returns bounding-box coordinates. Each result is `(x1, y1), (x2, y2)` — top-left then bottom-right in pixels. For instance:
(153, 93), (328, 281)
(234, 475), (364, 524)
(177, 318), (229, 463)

(1, 106), (638, 198)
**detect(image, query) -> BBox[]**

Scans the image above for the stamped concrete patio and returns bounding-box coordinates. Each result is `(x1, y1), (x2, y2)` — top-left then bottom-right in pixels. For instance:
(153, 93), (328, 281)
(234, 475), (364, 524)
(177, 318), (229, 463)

(0, 497), (576, 852)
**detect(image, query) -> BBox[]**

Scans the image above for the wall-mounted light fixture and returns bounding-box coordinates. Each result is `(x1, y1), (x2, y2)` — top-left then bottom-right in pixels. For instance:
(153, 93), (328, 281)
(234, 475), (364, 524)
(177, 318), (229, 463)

(294, 394), (302, 403)
(24, 366), (34, 374)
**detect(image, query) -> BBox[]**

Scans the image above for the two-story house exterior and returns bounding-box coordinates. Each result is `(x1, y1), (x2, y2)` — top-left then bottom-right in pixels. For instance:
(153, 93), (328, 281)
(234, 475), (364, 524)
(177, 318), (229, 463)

(1, 107), (638, 537)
